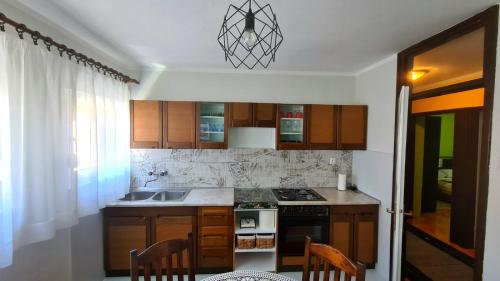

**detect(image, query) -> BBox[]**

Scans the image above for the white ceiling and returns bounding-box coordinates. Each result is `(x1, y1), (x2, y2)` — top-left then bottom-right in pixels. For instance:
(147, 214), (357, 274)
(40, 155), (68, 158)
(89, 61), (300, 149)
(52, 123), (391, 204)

(12, 0), (499, 73)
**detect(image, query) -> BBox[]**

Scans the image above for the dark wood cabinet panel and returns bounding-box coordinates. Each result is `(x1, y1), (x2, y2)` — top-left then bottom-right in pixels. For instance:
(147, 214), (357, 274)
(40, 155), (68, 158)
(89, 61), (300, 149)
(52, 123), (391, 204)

(338, 105), (368, 150)
(330, 210), (354, 258)
(197, 207), (233, 270)
(330, 205), (378, 268)
(229, 103), (253, 127)
(130, 100), (162, 148)
(354, 207), (378, 266)
(163, 101), (196, 149)
(309, 104), (337, 149)
(105, 216), (149, 272)
(254, 103), (277, 127)
(154, 215), (195, 269)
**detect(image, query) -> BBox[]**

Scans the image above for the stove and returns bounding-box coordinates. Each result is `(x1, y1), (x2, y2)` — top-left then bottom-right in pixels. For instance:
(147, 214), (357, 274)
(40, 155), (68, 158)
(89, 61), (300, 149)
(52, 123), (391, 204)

(271, 188), (326, 201)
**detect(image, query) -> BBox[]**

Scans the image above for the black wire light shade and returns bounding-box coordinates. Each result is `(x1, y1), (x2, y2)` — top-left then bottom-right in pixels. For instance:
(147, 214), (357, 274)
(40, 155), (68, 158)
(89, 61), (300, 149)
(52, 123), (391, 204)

(218, 0), (283, 69)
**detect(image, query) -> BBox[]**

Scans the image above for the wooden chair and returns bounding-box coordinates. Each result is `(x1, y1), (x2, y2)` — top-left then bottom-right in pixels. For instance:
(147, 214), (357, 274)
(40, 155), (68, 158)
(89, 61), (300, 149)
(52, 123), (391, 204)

(130, 233), (195, 281)
(302, 236), (365, 281)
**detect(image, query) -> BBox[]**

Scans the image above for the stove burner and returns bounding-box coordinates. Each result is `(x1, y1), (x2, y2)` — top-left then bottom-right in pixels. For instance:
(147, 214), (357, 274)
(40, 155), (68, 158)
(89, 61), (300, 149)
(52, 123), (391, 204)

(271, 188), (327, 201)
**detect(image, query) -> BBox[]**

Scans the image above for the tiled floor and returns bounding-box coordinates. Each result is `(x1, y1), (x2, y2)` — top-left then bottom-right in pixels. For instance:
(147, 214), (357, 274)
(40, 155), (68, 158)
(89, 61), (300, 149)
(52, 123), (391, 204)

(103, 269), (385, 281)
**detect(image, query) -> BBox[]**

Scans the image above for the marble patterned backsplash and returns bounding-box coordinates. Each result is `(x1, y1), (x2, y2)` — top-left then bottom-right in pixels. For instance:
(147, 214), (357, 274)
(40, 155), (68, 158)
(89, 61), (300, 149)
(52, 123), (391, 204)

(130, 149), (352, 189)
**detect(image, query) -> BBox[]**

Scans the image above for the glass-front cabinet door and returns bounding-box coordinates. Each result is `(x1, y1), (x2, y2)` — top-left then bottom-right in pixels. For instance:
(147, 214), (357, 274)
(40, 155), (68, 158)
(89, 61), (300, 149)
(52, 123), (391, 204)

(277, 104), (307, 149)
(196, 102), (228, 149)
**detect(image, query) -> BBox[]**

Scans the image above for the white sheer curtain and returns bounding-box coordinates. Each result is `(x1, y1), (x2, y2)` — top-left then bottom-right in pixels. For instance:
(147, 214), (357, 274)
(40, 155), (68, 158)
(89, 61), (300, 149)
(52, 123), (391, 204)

(0, 31), (130, 268)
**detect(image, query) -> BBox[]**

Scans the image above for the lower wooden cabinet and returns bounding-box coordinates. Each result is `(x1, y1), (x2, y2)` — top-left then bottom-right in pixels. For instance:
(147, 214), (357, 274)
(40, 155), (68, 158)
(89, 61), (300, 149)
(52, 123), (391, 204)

(103, 207), (196, 275)
(104, 216), (150, 272)
(154, 215), (195, 270)
(330, 205), (378, 268)
(197, 207), (234, 271)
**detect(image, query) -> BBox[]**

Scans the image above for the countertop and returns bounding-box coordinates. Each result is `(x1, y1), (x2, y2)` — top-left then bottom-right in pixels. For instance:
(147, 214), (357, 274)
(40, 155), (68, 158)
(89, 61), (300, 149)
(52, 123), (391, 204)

(277, 188), (380, 206)
(106, 188), (234, 207)
(106, 187), (379, 207)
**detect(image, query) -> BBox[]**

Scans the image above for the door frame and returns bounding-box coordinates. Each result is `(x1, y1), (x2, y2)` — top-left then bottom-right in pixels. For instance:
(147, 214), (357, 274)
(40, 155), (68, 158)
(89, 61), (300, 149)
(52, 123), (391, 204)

(390, 5), (498, 281)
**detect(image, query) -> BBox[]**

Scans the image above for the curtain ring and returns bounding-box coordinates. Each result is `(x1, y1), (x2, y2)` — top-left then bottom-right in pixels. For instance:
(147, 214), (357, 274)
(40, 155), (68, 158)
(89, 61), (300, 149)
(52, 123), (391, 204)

(75, 53), (83, 64)
(43, 37), (53, 51)
(95, 62), (102, 72)
(16, 24), (27, 39)
(31, 31), (41, 45)
(67, 48), (76, 60)
(80, 55), (88, 67)
(58, 44), (66, 57)
(0, 13), (6, 32)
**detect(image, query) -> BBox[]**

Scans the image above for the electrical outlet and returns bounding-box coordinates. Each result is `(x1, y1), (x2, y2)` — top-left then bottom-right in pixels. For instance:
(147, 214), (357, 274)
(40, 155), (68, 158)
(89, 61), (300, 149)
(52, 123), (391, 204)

(329, 158), (336, 165)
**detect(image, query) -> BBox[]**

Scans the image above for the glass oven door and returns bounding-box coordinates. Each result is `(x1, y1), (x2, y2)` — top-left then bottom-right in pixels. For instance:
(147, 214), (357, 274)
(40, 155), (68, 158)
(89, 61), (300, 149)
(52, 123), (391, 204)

(279, 216), (330, 256)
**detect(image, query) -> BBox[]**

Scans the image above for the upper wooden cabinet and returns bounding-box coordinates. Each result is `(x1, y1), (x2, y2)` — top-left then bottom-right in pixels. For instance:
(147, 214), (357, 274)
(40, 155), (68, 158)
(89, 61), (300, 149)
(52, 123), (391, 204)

(130, 100), (163, 148)
(229, 103), (276, 128)
(338, 105), (368, 150)
(229, 103), (253, 127)
(131, 100), (367, 151)
(196, 102), (228, 149)
(277, 104), (308, 150)
(163, 101), (196, 149)
(254, 103), (276, 127)
(308, 105), (337, 149)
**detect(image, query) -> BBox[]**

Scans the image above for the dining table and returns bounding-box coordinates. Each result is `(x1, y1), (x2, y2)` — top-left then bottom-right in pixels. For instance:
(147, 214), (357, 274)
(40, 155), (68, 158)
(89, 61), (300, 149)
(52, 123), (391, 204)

(201, 270), (297, 281)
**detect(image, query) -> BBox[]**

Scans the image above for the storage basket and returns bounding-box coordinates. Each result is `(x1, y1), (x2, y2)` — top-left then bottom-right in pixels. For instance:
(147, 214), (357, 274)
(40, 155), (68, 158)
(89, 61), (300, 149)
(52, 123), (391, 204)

(256, 234), (274, 249)
(237, 234), (256, 249)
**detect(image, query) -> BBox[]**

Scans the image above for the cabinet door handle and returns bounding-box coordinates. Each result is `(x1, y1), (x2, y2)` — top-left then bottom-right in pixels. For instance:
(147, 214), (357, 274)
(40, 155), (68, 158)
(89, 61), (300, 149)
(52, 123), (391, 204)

(385, 208), (396, 214)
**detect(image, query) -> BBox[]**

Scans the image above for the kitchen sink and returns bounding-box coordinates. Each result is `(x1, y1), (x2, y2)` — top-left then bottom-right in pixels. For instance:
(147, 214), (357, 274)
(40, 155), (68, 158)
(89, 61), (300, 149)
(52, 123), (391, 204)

(152, 190), (190, 201)
(118, 191), (156, 201)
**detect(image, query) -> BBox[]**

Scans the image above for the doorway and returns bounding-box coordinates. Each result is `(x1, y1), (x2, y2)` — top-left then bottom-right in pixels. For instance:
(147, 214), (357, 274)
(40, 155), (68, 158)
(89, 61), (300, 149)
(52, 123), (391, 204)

(392, 6), (498, 281)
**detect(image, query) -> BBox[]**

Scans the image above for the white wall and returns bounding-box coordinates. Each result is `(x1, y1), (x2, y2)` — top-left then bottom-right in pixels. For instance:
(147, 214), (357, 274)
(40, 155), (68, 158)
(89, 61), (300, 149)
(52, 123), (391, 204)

(482, 15), (500, 281)
(132, 69), (357, 104)
(352, 55), (398, 281)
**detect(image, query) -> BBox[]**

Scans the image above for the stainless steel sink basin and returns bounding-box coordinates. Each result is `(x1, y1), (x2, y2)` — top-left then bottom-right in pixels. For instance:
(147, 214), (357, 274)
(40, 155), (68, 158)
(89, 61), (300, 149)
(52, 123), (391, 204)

(152, 190), (190, 201)
(118, 191), (156, 201)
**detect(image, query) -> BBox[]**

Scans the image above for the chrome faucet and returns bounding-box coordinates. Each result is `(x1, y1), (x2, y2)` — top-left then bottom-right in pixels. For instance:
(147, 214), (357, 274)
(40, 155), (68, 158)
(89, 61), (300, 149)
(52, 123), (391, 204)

(144, 169), (168, 187)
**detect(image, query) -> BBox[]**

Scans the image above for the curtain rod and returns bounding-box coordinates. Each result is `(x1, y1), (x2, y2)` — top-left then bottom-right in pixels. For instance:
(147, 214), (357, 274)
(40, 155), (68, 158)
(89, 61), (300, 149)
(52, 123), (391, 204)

(0, 11), (139, 84)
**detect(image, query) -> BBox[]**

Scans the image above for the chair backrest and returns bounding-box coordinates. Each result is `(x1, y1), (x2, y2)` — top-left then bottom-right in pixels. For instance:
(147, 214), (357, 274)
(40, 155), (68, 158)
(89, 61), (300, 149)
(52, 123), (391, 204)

(302, 236), (365, 281)
(130, 233), (195, 281)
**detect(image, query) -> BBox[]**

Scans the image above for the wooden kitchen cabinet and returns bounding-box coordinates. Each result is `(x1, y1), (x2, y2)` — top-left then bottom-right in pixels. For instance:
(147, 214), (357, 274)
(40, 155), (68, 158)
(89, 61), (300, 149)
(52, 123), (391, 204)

(103, 207), (197, 276)
(277, 104), (308, 150)
(254, 103), (277, 127)
(104, 216), (150, 272)
(308, 104), (338, 149)
(154, 215), (195, 270)
(338, 105), (368, 150)
(229, 103), (277, 128)
(330, 205), (378, 268)
(163, 101), (196, 149)
(196, 103), (229, 149)
(229, 103), (254, 127)
(130, 100), (163, 148)
(197, 207), (233, 271)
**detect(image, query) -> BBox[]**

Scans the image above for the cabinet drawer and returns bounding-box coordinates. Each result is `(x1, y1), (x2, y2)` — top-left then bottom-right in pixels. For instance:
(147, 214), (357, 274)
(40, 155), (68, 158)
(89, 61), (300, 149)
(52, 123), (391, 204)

(199, 248), (232, 268)
(199, 207), (232, 226)
(200, 226), (231, 247)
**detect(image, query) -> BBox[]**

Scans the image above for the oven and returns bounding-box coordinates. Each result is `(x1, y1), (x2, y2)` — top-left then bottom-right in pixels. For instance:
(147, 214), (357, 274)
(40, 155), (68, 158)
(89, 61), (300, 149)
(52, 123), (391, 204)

(278, 205), (330, 256)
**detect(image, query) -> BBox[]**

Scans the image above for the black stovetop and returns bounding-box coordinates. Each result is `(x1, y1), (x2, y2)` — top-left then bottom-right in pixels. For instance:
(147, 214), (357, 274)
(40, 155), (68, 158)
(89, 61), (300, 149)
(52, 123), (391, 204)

(271, 188), (327, 201)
